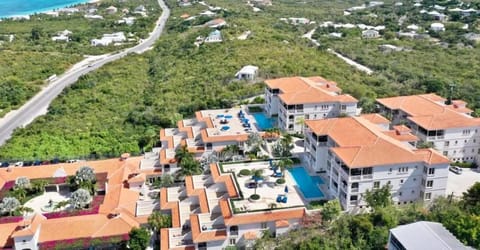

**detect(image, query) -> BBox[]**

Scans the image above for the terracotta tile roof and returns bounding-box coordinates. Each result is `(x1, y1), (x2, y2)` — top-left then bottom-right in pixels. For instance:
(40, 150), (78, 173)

(382, 131), (418, 142)
(275, 220), (289, 228)
(306, 117), (449, 168)
(0, 222), (16, 248)
(160, 228), (169, 250)
(159, 188), (181, 228)
(265, 77), (357, 105)
(127, 173), (146, 183)
(178, 121), (194, 138)
(159, 149), (176, 164)
(12, 213), (47, 237)
(219, 199), (232, 219)
(198, 189), (210, 214)
(190, 214), (227, 243)
(210, 164), (239, 198)
(160, 129), (174, 149)
(360, 113), (390, 125)
(377, 94), (480, 130)
(200, 130), (250, 143)
(415, 148), (451, 165)
(224, 208), (305, 226)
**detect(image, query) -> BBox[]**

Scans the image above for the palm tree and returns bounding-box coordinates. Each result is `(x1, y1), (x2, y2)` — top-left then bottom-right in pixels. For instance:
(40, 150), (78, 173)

(251, 169), (264, 195)
(277, 158), (294, 176)
(148, 212), (172, 232)
(30, 180), (48, 194)
(175, 145), (190, 163)
(177, 156), (202, 178)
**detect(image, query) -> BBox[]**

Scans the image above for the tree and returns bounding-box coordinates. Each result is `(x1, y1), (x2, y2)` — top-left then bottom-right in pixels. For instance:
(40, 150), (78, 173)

(321, 199), (341, 223)
(75, 166), (96, 184)
(251, 169), (264, 195)
(462, 182), (480, 214)
(15, 177), (31, 189)
(128, 227), (150, 250)
(1, 197), (20, 216)
(30, 26), (43, 41)
(277, 158), (294, 176)
(174, 145), (190, 163)
(30, 179), (48, 194)
(70, 188), (92, 209)
(176, 156), (202, 178)
(160, 174), (174, 187)
(246, 132), (262, 152)
(364, 184), (392, 210)
(148, 212), (172, 231)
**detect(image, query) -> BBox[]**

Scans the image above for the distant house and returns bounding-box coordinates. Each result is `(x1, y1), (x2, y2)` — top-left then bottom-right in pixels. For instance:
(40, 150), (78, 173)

(396, 31), (430, 40)
(378, 44), (403, 52)
(427, 11), (447, 21)
(199, 10), (216, 17)
(204, 30), (222, 43)
(388, 221), (474, 250)
(205, 18), (227, 28)
(52, 30), (72, 42)
(84, 14), (104, 20)
(406, 24), (419, 31)
(430, 22), (445, 32)
(465, 33), (480, 43)
(362, 29), (380, 39)
(58, 8), (79, 14)
(328, 32), (343, 38)
(106, 6), (118, 14)
(44, 11), (59, 17)
(87, 8), (97, 14)
(235, 65), (259, 81)
(118, 17), (136, 25)
(135, 5), (146, 12)
(180, 13), (190, 19)
(91, 32), (126, 46)
(178, 0), (192, 7)
(287, 17), (310, 25)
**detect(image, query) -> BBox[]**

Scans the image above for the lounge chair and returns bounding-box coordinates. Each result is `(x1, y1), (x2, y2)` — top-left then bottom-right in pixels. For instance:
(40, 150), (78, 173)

(272, 172), (283, 178)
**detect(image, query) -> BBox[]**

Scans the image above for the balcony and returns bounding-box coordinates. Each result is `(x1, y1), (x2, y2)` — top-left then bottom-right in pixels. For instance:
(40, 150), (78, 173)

(350, 188), (359, 193)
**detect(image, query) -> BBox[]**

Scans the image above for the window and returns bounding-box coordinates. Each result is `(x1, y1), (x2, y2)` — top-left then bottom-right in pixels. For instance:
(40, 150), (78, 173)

(350, 195), (358, 201)
(229, 238), (236, 245)
(373, 181), (380, 189)
(387, 181), (391, 185)
(443, 151), (448, 156)
(399, 192), (402, 196)
(423, 166), (428, 174)
(463, 129), (471, 135)
(425, 193), (432, 200)
(428, 168), (435, 175)
(261, 222), (268, 229)
(389, 168), (392, 172)
(444, 141), (450, 146)
(341, 105), (346, 110)
(398, 167), (409, 173)
(400, 179), (404, 184)
(427, 180), (433, 188)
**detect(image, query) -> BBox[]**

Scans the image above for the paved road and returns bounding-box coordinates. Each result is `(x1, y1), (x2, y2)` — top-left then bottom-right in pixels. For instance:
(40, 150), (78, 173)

(0, 0), (170, 146)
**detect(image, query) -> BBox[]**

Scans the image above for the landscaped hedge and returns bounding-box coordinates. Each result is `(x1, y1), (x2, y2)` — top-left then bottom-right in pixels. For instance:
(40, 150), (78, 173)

(250, 194), (260, 200)
(239, 169), (251, 176)
(276, 178), (286, 184)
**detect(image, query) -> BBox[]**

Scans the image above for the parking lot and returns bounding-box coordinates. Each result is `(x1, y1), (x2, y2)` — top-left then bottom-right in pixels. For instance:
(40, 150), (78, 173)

(446, 168), (480, 197)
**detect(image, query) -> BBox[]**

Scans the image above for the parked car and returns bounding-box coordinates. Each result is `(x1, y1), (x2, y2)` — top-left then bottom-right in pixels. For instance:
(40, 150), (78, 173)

(14, 161), (23, 167)
(23, 161), (33, 167)
(450, 166), (463, 175)
(33, 160), (42, 166)
(1, 162), (10, 168)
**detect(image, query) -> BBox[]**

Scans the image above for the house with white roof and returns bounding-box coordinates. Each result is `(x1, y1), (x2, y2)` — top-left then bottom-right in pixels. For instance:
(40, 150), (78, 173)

(91, 32), (126, 46)
(388, 221), (474, 250)
(235, 65), (259, 82)
(430, 22), (445, 32)
(204, 30), (223, 43)
(205, 18), (227, 28)
(51, 30), (72, 42)
(264, 76), (358, 133)
(105, 6), (118, 14)
(362, 29), (380, 39)
(377, 94), (480, 164)
(407, 24), (420, 31)
(304, 115), (450, 210)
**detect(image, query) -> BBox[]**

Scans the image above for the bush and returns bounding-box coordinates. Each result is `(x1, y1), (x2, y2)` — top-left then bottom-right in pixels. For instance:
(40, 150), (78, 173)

(451, 162), (477, 168)
(239, 169), (251, 176)
(291, 157), (301, 164)
(276, 178), (286, 184)
(250, 194), (260, 200)
(307, 200), (327, 209)
(248, 106), (263, 113)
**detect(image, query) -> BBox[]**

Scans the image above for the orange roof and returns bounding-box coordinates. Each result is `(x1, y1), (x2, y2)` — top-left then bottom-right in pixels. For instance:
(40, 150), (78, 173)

(265, 77), (357, 105)
(159, 188), (181, 228)
(219, 199), (232, 219)
(12, 213), (47, 237)
(200, 130), (250, 143)
(360, 113), (390, 125)
(382, 131), (418, 142)
(0, 222), (16, 248)
(190, 214), (227, 243)
(275, 220), (289, 228)
(159, 129), (175, 149)
(159, 149), (176, 164)
(160, 228), (169, 250)
(210, 164), (239, 198)
(180, 13), (190, 18)
(377, 94), (480, 130)
(224, 208), (305, 226)
(415, 148), (451, 165)
(306, 117), (449, 168)
(127, 173), (146, 183)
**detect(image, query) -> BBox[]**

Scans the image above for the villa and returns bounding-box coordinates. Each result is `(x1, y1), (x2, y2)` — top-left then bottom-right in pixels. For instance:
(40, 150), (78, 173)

(205, 18), (227, 29)
(377, 94), (480, 164)
(204, 30), (223, 43)
(91, 32), (126, 46)
(0, 157), (160, 249)
(304, 115), (450, 210)
(264, 76), (358, 133)
(235, 65), (259, 82)
(430, 23), (445, 32)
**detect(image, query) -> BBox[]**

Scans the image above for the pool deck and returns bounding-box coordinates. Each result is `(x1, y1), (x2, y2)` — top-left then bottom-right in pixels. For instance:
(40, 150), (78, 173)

(222, 161), (305, 211)
(201, 107), (264, 138)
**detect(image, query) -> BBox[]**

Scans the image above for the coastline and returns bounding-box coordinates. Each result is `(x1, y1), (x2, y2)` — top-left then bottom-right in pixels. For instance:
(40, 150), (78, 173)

(0, 0), (100, 19)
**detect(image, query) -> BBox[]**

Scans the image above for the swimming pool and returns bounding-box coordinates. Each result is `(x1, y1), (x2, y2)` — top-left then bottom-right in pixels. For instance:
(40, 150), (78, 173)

(288, 167), (324, 199)
(252, 113), (275, 130)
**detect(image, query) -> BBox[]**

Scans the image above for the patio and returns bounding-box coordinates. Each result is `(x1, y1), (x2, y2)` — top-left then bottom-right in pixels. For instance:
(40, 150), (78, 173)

(222, 161), (305, 211)
(23, 191), (71, 214)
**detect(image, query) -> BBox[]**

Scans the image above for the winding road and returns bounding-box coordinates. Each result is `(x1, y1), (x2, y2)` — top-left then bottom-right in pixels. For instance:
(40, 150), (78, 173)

(0, 0), (170, 146)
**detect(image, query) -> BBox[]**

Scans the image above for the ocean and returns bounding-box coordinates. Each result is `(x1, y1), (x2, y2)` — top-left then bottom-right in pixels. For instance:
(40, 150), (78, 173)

(0, 0), (90, 18)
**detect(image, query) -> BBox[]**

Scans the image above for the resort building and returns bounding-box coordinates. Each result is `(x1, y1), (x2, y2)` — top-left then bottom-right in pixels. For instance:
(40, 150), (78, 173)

(377, 94), (480, 163)
(160, 163), (306, 250)
(264, 76), (358, 133)
(304, 115), (450, 210)
(141, 107), (275, 176)
(0, 157), (160, 249)
(388, 221), (474, 250)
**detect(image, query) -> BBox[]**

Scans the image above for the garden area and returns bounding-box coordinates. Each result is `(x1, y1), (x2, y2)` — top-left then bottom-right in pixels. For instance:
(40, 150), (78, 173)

(0, 166), (106, 222)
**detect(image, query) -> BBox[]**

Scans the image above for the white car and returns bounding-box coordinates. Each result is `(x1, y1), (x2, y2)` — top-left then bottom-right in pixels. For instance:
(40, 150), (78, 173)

(14, 161), (23, 167)
(449, 166), (463, 175)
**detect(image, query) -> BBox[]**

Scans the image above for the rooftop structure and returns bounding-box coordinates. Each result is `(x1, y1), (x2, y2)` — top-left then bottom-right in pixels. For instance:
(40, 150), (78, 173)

(264, 76), (358, 133)
(377, 94), (480, 163)
(388, 221), (474, 250)
(235, 65), (259, 82)
(304, 116), (449, 210)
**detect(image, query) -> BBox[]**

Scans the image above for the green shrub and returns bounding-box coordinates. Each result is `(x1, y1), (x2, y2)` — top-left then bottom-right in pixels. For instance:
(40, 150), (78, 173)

(276, 178), (286, 184)
(248, 106), (263, 113)
(250, 194), (260, 200)
(239, 169), (251, 176)
(451, 162), (477, 168)
(291, 158), (301, 164)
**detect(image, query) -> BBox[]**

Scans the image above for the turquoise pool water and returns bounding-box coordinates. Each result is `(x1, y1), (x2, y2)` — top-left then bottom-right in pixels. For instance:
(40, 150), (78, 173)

(288, 167), (324, 199)
(252, 113), (275, 130)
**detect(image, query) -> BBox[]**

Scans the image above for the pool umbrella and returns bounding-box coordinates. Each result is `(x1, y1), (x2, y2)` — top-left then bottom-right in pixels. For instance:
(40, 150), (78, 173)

(284, 185), (289, 193)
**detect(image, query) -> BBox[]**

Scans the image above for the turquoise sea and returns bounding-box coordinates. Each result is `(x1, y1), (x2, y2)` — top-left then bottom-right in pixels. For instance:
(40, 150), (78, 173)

(0, 0), (90, 18)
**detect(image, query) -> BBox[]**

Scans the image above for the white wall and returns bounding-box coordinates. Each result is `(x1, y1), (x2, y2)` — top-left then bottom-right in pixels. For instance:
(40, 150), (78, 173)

(14, 228), (39, 250)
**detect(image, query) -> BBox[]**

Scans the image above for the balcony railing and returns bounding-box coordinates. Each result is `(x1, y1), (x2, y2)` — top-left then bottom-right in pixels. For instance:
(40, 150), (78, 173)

(350, 188), (359, 193)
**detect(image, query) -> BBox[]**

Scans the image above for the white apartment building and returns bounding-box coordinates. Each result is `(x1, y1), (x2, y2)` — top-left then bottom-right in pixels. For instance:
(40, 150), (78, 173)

(377, 94), (480, 164)
(264, 76), (358, 133)
(304, 116), (450, 210)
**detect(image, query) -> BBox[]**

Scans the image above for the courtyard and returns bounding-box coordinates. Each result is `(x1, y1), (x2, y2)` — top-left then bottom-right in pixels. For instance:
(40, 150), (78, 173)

(222, 161), (308, 211)
(23, 190), (71, 214)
